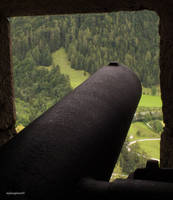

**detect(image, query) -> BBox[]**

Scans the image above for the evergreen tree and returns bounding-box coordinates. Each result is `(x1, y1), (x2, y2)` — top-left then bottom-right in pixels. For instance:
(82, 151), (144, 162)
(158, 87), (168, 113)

(11, 10), (160, 126)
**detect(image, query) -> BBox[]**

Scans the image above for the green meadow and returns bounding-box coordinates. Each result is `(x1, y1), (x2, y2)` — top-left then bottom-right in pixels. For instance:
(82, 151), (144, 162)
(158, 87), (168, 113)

(139, 95), (162, 108)
(138, 140), (160, 160)
(128, 122), (159, 140)
(52, 48), (90, 89)
(127, 122), (160, 160)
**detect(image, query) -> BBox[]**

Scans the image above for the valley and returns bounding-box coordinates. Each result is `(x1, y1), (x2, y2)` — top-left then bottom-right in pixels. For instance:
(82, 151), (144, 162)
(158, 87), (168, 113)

(52, 48), (162, 168)
(15, 47), (163, 179)
(11, 11), (162, 180)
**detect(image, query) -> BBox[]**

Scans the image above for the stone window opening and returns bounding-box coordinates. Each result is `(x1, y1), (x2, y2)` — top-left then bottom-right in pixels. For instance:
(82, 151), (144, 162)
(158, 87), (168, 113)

(0, 1), (173, 172)
(8, 11), (161, 181)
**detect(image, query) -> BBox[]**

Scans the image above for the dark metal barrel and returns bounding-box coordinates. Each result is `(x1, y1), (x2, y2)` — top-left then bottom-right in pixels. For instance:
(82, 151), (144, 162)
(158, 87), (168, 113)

(0, 64), (141, 199)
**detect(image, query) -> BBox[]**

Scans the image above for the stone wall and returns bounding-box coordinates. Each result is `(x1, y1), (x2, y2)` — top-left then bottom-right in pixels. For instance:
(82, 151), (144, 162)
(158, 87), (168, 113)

(158, 8), (173, 167)
(0, 17), (16, 146)
(0, 0), (161, 17)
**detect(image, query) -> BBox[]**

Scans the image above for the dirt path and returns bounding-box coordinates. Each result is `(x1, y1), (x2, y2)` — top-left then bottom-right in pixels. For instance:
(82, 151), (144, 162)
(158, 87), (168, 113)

(128, 138), (160, 146)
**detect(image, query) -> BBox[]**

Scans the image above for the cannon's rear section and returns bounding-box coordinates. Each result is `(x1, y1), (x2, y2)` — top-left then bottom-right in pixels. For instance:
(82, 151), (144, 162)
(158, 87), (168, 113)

(0, 63), (141, 199)
(77, 159), (173, 200)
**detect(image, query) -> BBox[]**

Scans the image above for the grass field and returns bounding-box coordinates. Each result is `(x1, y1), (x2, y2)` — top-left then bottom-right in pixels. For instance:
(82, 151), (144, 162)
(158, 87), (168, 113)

(52, 48), (90, 89)
(128, 122), (159, 140)
(138, 140), (160, 160)
(127, 122), (160, 160)
(138, 95), (162, 108)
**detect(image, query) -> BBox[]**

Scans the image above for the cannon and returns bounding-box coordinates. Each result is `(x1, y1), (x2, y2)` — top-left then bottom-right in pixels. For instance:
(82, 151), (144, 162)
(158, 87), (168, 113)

(0, 63), (141, 199)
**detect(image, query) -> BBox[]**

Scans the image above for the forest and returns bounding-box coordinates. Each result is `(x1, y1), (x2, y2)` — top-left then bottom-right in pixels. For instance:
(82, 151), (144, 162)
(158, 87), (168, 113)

(11, 10), (160, 126)
(10, 10), (161, 177)
(11, 11), (159, 87)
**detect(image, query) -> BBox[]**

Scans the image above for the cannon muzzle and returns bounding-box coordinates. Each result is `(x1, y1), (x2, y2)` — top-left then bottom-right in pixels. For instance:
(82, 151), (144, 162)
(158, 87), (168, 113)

(0, 63), (141, 199)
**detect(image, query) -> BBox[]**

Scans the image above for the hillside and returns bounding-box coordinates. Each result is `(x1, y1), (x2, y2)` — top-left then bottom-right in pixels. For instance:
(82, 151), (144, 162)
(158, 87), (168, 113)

(11, 11), (162, 179)
(15, 46), (163, 178)
(11, 11), (161, 128)
(139, 95), (162, 107)
(11, 11), (159, 88)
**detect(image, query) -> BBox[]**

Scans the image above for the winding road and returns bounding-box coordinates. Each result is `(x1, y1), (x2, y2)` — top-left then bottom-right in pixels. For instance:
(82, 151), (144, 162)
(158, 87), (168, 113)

(127, 138), (160, 161)
(128, 138), (160, 146)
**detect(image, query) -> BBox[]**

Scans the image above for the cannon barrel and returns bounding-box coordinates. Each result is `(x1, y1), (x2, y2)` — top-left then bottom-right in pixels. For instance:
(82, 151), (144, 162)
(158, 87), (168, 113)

(0, 64), (141, 199)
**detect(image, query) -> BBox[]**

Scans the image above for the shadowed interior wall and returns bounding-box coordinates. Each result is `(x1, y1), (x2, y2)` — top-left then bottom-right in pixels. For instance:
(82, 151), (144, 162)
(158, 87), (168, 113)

(0, 17), (16, 146)
(159, 8), (173, 167)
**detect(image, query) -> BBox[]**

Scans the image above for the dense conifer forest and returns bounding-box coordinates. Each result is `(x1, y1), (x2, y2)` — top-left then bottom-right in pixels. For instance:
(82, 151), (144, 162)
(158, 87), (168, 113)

(11, 10), (159, 126)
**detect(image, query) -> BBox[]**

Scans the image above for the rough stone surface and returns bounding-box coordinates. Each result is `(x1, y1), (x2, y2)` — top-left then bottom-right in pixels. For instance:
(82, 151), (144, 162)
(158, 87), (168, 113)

(160, 132), (173, 168)
(0, 17), (16, 146)
(0, 0), (161, 17)
(158, 9), (173, 167)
